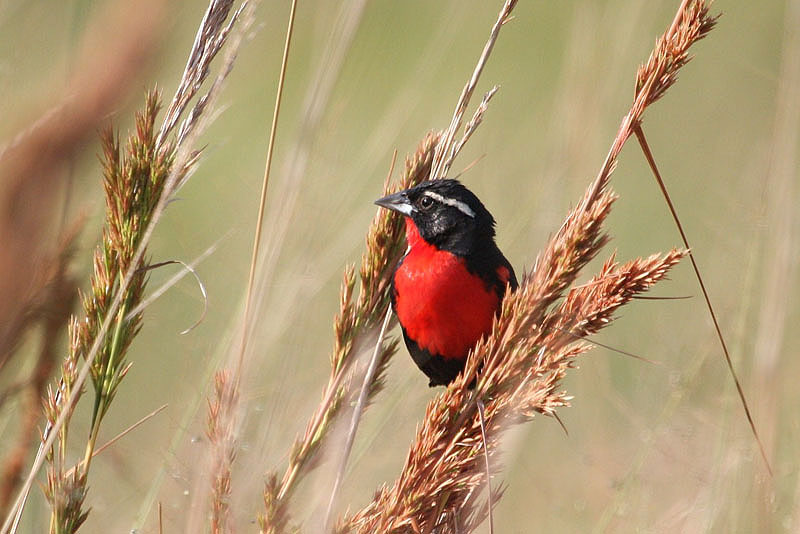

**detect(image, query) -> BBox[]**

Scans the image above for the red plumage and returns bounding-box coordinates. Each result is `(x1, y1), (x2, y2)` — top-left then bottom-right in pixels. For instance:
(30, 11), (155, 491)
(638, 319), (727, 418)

(393, 219), (500, 361)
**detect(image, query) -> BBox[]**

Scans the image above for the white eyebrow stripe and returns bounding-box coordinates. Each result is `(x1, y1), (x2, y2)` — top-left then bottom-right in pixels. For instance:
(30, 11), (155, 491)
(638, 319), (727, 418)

(423, 190), (476, 218)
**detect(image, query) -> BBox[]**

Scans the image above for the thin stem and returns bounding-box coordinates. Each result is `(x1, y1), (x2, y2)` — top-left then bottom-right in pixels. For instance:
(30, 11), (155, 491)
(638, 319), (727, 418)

(62, 405), (169, 479)
(666, 0), (692, 42)
(431, 0), (517, 180)
(476, 399), (493, 534)
(238, 0), (298, 379)
(324, 307), (393, 531)
(632, 122), (773, 477)
(276, 353), (352, 501)
(83, 302), (128, 472)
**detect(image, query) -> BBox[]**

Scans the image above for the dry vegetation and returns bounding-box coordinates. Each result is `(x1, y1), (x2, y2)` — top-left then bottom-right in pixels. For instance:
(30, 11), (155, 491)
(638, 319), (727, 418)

(0, 0), (792, 532)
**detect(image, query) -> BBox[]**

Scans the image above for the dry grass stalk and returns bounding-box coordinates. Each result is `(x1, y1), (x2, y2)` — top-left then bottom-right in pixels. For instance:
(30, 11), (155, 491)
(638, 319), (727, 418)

(325, 306), (395, 529)
(258, 134), (439, 533)
(634, 0), (716, 110)
(0, 2), (166, 530)
(633, 125), (773, 476)
(338, 248), (683, 534)
(208, 370), (238, 534)
(204, 20), (296, 530)
(260, 4), (525, 529)
(629, 0), (770, 473)
(157, 0), (247, 148)
(240, 0), (296, 364)
(149, 2), (262, 531)
(583, 0), (715, 209)
(42, 91), (176, 533)
(625, 0), (771, 477)
(331, 2), (717, 532)
(333, 160), (683, 531)
(0, 1), (251, 531)
(431, 0), (517, 181)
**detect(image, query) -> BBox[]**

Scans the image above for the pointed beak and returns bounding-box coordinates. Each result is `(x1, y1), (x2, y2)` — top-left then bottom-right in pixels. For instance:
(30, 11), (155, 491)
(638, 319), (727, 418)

(374, 190), (414, 216)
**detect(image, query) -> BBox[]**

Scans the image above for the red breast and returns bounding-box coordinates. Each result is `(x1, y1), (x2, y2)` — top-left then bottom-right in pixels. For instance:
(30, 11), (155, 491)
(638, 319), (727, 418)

(393, 219), (500, 360)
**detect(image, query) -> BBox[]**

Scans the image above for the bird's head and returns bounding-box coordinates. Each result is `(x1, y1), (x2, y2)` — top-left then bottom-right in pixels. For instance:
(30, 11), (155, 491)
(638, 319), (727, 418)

(375, 179), (496, 256)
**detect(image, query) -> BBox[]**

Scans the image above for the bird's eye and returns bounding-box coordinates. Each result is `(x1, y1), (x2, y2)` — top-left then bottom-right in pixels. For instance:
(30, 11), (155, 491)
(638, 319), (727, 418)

(418, 196), (434, 210)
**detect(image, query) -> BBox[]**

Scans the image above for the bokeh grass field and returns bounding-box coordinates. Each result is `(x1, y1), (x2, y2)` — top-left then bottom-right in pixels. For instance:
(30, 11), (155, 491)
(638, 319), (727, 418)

(1, 0), (797, 531)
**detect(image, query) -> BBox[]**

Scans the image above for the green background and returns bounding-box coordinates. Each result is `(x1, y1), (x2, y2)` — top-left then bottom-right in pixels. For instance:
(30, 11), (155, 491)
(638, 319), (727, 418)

(1, 0), (797, 532)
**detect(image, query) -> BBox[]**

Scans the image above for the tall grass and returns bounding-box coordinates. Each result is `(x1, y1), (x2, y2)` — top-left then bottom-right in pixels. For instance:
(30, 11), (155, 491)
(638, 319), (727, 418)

(0, 0), (795, 532)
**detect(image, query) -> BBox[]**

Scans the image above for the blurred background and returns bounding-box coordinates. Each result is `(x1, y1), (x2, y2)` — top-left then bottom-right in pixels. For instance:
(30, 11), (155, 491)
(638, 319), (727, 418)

(0, 0), (797, 532)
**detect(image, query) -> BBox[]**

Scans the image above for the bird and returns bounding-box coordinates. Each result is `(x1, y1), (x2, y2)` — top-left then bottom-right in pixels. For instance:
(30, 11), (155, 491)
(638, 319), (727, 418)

(374, 179), (517, 387)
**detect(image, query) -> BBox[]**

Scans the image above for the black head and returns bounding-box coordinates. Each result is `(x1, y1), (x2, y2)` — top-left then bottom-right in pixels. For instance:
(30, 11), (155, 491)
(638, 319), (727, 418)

(375, 179), (497, 256)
